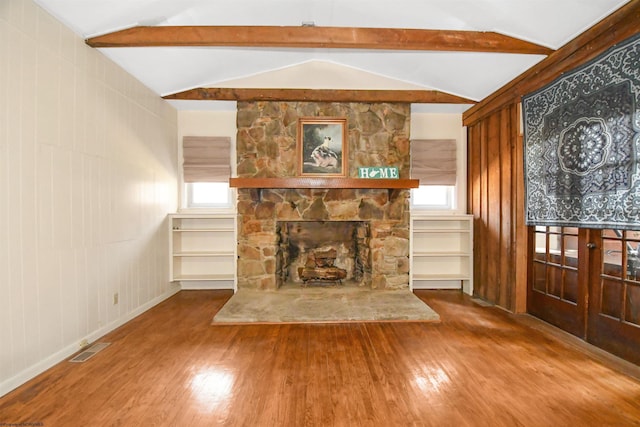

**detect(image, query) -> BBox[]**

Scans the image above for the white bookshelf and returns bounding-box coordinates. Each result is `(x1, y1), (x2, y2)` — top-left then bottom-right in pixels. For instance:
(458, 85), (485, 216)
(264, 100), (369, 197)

(410, 214), (473, 295)
(169, 214), (236, 290)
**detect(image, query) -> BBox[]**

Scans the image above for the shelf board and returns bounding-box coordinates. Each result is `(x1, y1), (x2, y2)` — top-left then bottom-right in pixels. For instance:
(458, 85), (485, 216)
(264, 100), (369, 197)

(412, 251), (470, 257)
(412, 274), (471, 280)
(172, 228), (234, 232)
(172, 274), (235, 281)
(229, 177), (419, 189)
(170, 214), (234, 218)
(413, 229), (470, 233)
(173, 251), (235, 257)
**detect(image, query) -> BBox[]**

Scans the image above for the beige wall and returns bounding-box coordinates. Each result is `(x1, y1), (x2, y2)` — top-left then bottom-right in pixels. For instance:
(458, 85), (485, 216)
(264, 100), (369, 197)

(0, 1), (179, 396)
(177, 110), (237, 210)
(410, 113), (467, 212)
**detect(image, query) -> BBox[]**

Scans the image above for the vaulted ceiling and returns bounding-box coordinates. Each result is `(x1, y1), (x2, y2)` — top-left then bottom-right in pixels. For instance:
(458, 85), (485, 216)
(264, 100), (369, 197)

(35, 0), (631, 113)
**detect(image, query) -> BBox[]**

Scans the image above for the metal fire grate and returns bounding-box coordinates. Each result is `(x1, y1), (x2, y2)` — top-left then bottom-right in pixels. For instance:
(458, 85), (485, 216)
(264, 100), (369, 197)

(69, 342), (111, 363)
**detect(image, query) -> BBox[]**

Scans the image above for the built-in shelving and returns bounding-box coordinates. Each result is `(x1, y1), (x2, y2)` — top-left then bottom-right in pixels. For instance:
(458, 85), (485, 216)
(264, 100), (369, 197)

(169, 214), (236, 289)
(410, 215), (473, 294)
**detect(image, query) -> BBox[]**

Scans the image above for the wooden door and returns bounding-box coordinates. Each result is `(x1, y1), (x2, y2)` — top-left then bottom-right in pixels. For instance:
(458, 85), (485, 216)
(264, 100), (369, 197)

(528, 226), (588, 338)
(587, 229), (640, 364)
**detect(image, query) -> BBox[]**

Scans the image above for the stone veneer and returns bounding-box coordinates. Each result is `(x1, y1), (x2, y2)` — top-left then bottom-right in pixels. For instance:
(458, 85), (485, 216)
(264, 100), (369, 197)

(235, 101), (411, 290)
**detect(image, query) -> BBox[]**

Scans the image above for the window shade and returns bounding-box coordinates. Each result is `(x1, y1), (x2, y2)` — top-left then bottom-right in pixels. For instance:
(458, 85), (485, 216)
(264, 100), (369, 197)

(411, 139), (457, 185)
(182, 136), (231, 183)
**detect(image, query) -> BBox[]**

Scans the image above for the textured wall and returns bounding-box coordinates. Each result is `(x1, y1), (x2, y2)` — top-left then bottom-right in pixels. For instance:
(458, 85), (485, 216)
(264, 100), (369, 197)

(236, 101), (411, 178)
(235, 102), (411, 290)
(0, 0), (178, 396)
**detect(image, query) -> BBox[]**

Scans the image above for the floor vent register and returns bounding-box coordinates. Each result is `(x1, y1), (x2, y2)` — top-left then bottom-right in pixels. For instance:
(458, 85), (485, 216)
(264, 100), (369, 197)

(69, 342), (111, 363)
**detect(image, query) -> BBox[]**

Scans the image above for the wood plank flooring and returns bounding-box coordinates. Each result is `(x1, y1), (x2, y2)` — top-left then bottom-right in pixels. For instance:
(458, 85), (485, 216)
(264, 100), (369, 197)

(1, 290), (639, 426)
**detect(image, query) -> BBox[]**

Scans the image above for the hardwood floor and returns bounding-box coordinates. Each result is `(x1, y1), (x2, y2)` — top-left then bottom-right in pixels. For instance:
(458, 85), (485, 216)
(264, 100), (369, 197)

(1, 290), (639, 426)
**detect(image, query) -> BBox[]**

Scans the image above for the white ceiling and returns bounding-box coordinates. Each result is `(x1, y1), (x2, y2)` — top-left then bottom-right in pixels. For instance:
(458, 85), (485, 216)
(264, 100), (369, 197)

(35, 0), (630, 113)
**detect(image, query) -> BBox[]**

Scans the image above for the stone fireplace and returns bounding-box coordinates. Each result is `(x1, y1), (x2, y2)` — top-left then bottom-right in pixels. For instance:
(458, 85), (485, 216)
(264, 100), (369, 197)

(235, 101), (412, 291)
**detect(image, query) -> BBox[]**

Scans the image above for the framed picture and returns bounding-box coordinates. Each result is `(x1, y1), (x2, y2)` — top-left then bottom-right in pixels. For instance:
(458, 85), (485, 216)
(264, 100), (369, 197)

(297, 117), (348, 177)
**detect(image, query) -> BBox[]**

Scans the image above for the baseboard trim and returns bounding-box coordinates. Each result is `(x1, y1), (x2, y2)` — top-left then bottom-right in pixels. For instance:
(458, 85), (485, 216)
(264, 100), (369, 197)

(0, 284), (181, 398)
(516, 313), (640, 381)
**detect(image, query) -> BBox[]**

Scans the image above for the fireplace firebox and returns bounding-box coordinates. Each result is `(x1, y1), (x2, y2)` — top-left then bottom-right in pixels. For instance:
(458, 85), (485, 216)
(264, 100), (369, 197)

(276, 221), (371, 287)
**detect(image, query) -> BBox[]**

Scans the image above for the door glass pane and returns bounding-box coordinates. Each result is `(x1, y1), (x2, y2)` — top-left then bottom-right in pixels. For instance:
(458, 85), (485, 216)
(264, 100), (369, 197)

(626, 284), (640, 326)
(548, 267), (562, 298)
(563, 234), (578, 267)
(533, 262), (546, 292)
(602, 238), (623, 278)
(548, 233), (562, 266)
(627, 232), (640, 281)
(564, 269), (579, 303)
(534, 230), (547, 261)
(601, 278), (623, 319)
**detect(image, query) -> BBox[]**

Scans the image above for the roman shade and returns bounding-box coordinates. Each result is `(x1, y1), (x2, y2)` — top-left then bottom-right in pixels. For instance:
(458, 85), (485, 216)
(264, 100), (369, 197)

(182, 136), (231, 182)
(411, 139), (457, 185)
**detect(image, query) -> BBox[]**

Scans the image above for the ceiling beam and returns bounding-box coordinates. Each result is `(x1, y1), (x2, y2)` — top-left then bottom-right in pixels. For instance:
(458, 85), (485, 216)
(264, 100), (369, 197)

(86, 26), (553, 55)
(162, 88), (476, 104)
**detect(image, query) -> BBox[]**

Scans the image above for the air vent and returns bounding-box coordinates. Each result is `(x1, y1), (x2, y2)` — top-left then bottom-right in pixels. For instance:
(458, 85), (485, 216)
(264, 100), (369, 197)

(69, 342), (110, 363)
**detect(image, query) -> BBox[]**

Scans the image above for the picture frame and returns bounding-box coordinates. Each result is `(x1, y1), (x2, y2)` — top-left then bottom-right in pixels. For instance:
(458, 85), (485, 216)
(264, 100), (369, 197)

(297, 117), (348, 177)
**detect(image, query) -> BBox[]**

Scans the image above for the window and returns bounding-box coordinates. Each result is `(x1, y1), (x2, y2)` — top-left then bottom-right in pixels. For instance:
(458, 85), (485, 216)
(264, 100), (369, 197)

(412, 185), (455, 209)
(186, 182), (233, 208)
(411, 139), (457, 210)
(182, 136), (232, 209)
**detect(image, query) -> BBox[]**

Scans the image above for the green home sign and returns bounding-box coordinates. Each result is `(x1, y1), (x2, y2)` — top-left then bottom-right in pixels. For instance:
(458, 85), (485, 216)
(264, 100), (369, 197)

(358, 167), (399, 179)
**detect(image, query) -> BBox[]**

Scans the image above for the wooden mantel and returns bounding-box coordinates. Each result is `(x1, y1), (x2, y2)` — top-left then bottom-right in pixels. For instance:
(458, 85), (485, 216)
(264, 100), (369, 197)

(229, 177), (419, 189)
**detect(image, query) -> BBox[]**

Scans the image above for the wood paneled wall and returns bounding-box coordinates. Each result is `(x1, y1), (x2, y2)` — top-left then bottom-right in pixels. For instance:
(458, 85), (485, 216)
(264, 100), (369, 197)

(463, 0), (640, 312)
(467, 104), (527, 312)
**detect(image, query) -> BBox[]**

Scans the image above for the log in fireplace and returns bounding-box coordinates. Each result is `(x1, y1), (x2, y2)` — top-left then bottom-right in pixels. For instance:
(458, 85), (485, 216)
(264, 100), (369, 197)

(298, 248), (347, 286)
